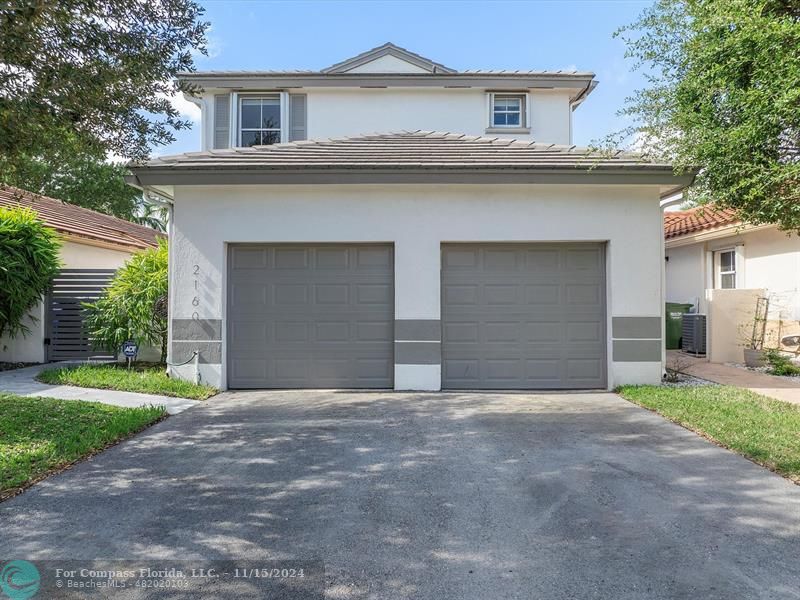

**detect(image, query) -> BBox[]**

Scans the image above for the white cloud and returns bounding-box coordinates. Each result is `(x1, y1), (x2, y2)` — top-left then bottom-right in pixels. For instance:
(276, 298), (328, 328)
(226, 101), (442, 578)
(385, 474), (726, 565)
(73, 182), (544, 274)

(193, 26), (222, 60)
(159, 89), (201, 123)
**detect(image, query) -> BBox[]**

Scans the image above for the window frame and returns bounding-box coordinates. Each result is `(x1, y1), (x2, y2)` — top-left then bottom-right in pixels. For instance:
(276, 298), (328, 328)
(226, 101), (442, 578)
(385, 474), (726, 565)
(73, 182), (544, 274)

(237, 94), (283, 147)
(716, 248), (737, 289)
(490, 93), (527, 129)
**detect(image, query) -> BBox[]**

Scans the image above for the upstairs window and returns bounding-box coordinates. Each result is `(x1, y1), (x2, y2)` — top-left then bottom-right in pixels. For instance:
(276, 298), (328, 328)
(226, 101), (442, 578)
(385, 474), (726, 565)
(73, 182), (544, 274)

(239, 97), (281, 146)
(492, 94), (524, 127)
(717, 249), (737, 289)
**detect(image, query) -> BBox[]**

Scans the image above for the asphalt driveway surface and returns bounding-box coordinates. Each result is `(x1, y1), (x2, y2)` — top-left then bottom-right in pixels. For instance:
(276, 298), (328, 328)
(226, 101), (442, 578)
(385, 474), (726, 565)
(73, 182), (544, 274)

(1, 391), (799, 599)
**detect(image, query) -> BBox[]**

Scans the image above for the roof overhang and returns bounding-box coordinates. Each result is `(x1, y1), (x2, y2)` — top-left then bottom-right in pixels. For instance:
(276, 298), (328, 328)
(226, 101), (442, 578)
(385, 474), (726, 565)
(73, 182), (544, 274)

(127, 166), (693, 191)
(58, 231), (156, 253)
(179, 73), (597, 102)
(665, 222), (774, 248)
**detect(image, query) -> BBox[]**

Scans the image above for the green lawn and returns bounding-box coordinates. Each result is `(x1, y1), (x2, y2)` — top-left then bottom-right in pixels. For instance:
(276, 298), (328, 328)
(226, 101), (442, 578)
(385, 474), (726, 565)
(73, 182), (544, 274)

(618, 385), (800, 483)
(37, 363), (218, 400)
(0, 394), (166, 500)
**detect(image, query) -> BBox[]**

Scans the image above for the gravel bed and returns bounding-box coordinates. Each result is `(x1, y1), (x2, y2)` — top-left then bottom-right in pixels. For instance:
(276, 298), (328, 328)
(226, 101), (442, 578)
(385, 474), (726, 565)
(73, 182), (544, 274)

(662, 372), (718, 387)
(727, 362), (800, 382)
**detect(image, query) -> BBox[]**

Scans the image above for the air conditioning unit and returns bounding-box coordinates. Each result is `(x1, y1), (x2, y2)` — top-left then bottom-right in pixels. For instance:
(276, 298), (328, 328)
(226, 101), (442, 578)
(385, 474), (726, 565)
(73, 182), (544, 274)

(681, 314), (707, 356)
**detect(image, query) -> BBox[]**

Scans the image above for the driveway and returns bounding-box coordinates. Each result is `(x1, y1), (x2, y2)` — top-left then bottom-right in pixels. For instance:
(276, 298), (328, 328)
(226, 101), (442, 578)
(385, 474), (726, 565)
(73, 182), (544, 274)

(1, 391), (799, 599)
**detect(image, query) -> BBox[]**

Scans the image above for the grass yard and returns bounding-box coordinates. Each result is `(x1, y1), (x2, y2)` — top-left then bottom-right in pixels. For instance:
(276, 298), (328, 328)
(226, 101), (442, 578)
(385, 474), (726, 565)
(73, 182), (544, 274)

(0, 394), (166, 500)
(618, 385), (800, 483)
(37, 363), (218, 400)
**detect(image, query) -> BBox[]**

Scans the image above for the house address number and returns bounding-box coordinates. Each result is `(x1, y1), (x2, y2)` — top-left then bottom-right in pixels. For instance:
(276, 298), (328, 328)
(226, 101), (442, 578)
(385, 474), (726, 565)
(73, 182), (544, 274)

(192, 264), (200, 320)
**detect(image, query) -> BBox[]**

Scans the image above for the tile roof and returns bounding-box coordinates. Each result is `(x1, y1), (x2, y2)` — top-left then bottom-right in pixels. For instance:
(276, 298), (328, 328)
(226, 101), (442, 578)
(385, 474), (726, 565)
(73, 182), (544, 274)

(664, 204), (741, 240)
(0, 185), (163, 250)
(138, 131), (671, 171)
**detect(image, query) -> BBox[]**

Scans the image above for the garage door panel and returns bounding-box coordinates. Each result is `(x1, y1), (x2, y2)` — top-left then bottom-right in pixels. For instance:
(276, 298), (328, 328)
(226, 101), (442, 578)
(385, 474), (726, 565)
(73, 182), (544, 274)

(314, 284), (349, 304)
(228, 244), (394, 389)
(231, 247), (268, 269)
(566, 358), (603, 380)
(274, 247), (308, 269)
(565, 283), (603, 305)
(356, 246), (393, 268)
(442, 243), (606, 390)
(316, 247), (350, 268)
(525, 249), (560, 270)
(565, 247), (604, 270)
(566, 321), (603, 343)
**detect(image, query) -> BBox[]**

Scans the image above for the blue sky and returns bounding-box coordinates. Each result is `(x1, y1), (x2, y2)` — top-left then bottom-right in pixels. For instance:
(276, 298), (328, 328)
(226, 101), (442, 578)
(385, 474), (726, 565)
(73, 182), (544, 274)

(162, 0), (653, 156)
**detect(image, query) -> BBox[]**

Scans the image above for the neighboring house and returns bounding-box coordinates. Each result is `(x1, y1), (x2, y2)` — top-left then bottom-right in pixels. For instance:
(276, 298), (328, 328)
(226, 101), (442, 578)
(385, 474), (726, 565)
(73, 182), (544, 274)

(128, 43), (693, 391)
(0, 185), (163, 363)
(665, 204), (800, 362)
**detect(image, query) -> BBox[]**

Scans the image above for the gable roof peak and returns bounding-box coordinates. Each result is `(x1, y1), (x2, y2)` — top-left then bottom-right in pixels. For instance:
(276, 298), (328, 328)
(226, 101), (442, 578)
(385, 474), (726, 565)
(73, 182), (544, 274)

(322, 42), (457, 74)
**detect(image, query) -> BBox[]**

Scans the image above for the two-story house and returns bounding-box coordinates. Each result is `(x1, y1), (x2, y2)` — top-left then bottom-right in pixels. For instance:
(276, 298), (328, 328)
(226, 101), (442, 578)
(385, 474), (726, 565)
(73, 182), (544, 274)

(128, 43), (694, 391)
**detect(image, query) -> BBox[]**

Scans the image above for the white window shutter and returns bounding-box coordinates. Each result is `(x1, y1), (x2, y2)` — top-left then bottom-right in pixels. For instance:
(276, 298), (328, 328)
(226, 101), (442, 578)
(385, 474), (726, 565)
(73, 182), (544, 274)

(289, 94), (307, 141)
(213, 94), (231, 149)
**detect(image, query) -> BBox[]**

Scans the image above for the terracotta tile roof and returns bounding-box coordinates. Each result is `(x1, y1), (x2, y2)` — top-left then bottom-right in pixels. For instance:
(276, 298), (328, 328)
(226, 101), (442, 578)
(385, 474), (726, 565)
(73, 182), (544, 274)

(664, 204), (741, 240)
(0, 185), (163, 250)
(138, 130), (672, 171)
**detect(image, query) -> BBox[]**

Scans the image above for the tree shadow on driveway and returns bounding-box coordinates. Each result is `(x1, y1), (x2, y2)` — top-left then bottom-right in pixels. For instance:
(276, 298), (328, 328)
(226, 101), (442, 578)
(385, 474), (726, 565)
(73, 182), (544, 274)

(1, 391), (799, 599)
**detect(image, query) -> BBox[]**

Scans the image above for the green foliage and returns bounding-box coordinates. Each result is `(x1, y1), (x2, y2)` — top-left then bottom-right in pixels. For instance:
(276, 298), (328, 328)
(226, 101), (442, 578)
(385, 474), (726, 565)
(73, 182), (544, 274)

(610, 0), (800, 231)
(619, 384), (800, 482)
(37, 364), (217, 400)
(0, 0), (208, 164)
(0, 205), (61, 338)
(763, 348), (800, 376)
(83, 239), (168, 361)
(0, 393), (165, 497)
(0, 153), (166, 230)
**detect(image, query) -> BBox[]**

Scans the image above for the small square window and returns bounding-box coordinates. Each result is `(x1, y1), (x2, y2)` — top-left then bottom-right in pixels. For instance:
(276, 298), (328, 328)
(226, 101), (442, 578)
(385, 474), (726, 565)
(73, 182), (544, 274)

(239, 97), (281, 147)
(492, 94), (525, 128)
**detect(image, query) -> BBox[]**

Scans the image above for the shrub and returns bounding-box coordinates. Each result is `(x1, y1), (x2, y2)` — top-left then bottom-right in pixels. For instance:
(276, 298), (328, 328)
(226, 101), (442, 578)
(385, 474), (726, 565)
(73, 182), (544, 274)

(0, 205), (61, 338)
(83, 239), (168, 361)
(763, 348), (800, 377)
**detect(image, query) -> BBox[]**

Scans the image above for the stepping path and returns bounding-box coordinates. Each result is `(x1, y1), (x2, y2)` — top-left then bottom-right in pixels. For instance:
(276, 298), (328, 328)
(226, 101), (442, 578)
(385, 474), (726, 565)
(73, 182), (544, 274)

(679, 356), (800, 406)
(0, 362), (199, 414)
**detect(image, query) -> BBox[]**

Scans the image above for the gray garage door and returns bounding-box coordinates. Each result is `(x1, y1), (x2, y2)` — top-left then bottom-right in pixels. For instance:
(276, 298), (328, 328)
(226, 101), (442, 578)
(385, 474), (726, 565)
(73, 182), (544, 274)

(227, 244), (394, 388)
(441, 243), (606, 389)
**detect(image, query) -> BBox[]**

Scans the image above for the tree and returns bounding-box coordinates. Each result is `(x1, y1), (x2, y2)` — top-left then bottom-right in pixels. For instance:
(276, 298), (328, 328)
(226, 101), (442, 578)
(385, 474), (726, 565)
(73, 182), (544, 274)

(84, 240), (169, 362)
(0, 205), (61, 338)
(0, 153), (166, 231)
(611, 0), (800, 231)
(0, 0), (208, 165)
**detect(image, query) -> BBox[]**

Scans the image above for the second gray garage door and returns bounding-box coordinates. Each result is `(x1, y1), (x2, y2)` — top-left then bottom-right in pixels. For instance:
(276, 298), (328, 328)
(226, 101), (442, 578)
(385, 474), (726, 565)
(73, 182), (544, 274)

(227, 244), (394, 388)
(441, 243), (606, 389)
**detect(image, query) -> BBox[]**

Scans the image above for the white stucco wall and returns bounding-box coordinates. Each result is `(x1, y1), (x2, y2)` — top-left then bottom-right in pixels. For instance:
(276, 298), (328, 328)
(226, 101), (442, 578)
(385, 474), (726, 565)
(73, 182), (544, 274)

(665, 244), (706, 311)
(306, 89), (571, 144)
(666, 227), (800, 317)
(59, 240), (133, 269)
(170, 184), (664, 390)
(0, 240), (133, 364)
(198, 88), (574, 150)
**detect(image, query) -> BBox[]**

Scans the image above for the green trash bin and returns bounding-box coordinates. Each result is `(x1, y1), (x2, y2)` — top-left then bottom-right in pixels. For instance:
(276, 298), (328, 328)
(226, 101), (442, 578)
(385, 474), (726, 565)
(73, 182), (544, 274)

(665, 302), (693, 349)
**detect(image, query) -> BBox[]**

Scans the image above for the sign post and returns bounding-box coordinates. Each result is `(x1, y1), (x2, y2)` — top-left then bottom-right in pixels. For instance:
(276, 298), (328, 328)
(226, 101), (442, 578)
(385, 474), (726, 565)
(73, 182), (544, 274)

(122, 340), (138, 369)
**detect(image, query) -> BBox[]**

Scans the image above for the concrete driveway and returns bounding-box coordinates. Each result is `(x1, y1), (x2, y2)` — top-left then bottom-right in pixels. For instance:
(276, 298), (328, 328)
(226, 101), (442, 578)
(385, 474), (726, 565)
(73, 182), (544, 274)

(2, 391), (799, 599)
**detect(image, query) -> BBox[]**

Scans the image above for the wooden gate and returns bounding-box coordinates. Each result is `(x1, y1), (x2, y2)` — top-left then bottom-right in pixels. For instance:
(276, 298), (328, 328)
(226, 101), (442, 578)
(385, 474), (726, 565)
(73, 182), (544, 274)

(46, 269), (117, 361)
